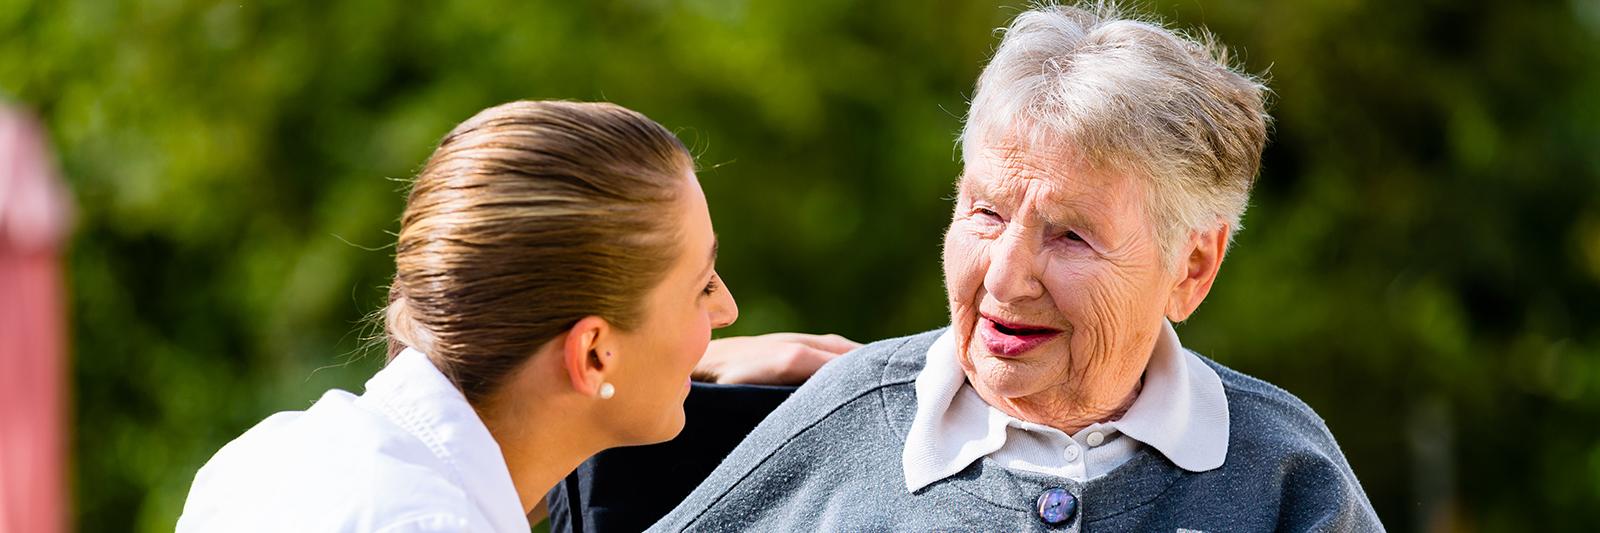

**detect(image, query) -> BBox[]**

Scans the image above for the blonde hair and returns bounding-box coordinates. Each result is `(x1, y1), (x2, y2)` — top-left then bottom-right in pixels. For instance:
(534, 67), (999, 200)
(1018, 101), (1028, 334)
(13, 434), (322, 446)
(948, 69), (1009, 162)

(385, 100), (692, 405)
(961, 2), (1271, 260)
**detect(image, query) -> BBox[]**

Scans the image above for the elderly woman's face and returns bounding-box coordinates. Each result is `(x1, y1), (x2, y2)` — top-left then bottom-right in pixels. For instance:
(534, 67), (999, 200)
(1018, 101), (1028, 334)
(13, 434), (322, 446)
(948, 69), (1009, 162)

(943, 142), (1179, 409)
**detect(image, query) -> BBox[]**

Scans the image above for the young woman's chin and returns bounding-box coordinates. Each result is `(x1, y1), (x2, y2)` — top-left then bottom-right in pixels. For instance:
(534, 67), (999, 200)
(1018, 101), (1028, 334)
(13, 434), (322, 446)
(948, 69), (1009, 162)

(656, 406), (689, 443)
(628, 404), (687, 446)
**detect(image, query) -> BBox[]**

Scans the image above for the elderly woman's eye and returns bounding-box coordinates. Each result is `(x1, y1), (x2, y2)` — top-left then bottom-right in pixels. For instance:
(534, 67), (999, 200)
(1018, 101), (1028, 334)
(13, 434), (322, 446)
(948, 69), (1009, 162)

(1064, 231), (1084, 242)
(973, 207), (1002, 220)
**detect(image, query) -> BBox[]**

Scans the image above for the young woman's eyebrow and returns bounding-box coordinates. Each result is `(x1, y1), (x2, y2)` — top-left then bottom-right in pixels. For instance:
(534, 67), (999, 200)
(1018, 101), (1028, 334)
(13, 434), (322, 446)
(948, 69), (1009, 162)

(700, 236), (719, 280)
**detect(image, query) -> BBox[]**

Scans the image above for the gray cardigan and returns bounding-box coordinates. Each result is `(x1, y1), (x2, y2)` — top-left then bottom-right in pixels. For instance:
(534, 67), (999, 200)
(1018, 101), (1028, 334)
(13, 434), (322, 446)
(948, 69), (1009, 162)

(649, 329), (1383, 532)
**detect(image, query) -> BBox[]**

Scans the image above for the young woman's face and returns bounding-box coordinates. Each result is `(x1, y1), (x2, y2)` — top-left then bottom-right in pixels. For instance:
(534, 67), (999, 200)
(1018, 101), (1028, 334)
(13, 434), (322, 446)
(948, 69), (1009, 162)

(604, 170), (738, 444)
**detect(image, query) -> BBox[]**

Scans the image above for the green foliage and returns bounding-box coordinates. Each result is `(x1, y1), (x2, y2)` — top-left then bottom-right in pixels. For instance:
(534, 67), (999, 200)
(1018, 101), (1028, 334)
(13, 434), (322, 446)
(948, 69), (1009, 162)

(2, 0), (1597, 530)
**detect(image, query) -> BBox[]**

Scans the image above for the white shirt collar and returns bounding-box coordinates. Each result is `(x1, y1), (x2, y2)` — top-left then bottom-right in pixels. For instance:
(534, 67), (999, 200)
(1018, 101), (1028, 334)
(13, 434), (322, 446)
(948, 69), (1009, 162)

(902, 321), (1229, 492)
(360, 348), (530, 532)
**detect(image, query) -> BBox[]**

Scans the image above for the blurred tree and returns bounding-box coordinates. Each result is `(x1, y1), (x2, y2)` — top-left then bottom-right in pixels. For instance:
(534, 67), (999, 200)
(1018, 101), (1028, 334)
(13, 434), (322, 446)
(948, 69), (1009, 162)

(1, 0), (1595, 531)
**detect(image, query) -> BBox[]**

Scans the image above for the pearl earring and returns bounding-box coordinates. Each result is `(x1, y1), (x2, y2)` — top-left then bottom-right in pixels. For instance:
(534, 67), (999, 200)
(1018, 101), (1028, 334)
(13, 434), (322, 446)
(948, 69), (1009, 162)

(598, 383), (615, 400)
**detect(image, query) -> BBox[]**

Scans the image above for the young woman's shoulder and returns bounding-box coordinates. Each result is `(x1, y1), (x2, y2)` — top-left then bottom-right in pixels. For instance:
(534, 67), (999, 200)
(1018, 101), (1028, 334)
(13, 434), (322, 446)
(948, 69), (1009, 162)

(176, 389), (481, 532)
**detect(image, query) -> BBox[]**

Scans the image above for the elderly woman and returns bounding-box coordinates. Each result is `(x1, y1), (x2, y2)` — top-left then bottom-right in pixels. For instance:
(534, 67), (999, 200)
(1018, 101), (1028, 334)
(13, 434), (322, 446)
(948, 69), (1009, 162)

(649, 4), (1382, 532)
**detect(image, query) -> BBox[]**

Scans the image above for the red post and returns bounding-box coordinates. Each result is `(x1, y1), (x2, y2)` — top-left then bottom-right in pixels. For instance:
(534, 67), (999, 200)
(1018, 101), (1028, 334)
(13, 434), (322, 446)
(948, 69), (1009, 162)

(0, 105), (72, 533)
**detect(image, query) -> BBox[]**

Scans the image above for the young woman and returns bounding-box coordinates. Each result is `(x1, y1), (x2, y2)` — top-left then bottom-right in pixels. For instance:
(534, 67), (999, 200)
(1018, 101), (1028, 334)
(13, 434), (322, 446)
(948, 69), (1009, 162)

(177, 101), (850, 532)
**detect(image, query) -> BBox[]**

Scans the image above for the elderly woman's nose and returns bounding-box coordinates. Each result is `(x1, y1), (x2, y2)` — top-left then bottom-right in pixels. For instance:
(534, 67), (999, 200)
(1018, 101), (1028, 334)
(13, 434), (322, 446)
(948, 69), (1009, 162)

(984, 229), (1045, 303)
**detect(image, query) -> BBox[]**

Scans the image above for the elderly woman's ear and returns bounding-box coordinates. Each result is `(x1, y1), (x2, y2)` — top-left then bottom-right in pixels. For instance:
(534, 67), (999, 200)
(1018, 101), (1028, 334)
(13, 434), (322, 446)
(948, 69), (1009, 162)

(1164, 224), (1231, 323)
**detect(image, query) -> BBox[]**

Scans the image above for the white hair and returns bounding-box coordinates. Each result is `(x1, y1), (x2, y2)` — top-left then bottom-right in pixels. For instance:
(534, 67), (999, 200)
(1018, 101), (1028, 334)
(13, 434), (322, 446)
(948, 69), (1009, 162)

(961, 2), (1271, 261)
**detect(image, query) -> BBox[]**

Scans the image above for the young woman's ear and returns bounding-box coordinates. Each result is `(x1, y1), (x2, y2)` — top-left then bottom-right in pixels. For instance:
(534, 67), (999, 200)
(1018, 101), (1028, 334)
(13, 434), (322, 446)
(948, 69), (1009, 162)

(561, 316), (612, 398)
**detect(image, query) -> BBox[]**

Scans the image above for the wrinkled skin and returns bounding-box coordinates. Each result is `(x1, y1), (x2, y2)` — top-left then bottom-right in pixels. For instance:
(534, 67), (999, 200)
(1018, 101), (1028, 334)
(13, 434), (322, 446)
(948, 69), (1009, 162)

(942, 140), (1225, 433)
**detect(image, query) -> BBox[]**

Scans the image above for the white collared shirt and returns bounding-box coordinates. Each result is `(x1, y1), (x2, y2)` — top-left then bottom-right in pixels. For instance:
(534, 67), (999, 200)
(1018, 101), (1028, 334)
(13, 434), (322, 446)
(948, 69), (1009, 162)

(902, 321), (1230, 492)
(177, 349), (530, 533)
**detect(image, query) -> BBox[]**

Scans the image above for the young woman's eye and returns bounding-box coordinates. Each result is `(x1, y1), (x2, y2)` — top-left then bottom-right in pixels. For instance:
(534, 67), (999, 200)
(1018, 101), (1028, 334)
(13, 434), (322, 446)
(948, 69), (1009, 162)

(701, 277), (721, 296)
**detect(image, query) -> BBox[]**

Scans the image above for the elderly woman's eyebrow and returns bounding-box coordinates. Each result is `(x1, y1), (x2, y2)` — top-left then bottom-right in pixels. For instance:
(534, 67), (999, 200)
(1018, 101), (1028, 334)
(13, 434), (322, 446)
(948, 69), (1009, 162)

(979, 180), (1111, 238)
(957, 174), (1013, 205)
(1048, 211), (1106, 239)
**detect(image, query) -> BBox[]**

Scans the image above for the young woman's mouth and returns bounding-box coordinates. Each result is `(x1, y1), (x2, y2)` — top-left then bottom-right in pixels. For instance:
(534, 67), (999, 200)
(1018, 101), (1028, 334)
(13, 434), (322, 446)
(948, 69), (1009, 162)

(978, 315), (1063, 357)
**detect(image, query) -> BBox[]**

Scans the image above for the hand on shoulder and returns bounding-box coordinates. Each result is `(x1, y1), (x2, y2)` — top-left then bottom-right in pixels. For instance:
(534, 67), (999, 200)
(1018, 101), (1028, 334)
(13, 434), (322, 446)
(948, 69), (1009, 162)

(694, 333), (861, 386)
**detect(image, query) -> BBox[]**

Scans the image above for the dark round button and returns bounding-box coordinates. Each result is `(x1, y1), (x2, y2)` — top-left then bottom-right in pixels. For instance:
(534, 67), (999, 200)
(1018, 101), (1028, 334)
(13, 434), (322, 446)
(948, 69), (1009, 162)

(1036, 487), (1078, 525)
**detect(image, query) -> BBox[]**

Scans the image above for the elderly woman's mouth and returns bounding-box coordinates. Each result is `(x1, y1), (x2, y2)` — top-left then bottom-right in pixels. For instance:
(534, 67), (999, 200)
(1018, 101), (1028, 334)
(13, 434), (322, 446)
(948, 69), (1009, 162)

(978, 316), (1062, 357)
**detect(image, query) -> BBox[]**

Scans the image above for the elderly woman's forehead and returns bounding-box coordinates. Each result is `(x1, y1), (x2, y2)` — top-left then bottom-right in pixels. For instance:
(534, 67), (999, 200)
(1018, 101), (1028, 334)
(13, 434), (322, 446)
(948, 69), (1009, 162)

(983, 139), (1080, 168)
(963, 141), (1117, 192)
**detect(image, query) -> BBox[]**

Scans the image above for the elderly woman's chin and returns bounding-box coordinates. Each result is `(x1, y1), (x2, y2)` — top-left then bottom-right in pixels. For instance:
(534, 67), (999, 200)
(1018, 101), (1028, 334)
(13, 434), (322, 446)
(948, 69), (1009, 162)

(961, 336), (1070, 399)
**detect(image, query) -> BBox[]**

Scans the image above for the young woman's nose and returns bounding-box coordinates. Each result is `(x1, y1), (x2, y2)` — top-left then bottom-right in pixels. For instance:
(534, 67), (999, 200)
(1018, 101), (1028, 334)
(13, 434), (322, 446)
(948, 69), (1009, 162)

(711, 284), (739, 328)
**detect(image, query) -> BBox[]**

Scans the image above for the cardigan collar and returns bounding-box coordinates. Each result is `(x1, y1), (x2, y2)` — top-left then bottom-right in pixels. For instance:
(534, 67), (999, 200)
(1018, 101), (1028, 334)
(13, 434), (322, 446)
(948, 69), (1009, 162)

(901, 321), (1230, 492)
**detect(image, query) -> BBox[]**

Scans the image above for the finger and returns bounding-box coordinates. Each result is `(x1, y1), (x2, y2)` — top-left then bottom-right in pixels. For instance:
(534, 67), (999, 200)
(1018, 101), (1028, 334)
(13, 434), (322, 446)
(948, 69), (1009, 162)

(779, 346), (842, 384)
(787, 333), (862, 354)
(691, 356), (724, 383)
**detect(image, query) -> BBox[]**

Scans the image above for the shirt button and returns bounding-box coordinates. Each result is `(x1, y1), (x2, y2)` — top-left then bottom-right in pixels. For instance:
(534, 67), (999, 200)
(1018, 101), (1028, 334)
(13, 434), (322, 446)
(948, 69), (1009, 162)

(1063, 445), (1079, 461)
(1035, 487), (1078, 525)
(1085, 431), (1105, 447)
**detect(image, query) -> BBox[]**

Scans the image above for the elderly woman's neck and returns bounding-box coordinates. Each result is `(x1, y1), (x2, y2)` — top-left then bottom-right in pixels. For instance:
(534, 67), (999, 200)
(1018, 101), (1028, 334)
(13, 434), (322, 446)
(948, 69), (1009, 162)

(980, 376), (1145, 435)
